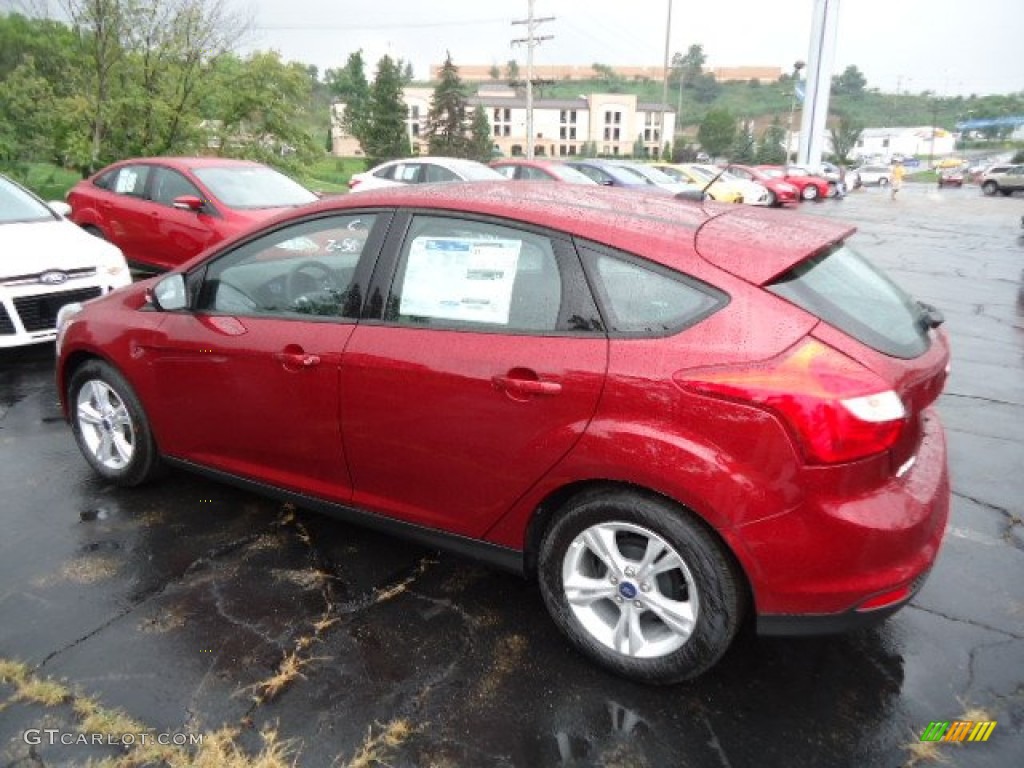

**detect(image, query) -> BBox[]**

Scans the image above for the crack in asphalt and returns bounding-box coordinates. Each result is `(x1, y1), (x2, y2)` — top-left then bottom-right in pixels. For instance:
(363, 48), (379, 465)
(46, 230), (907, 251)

(34, 528), (278, 673)
(907, 604), (1024, 640)
(965, 636), (1021, 695)
(952, 491), (1024, 552)
(942, 392), (1023, 408)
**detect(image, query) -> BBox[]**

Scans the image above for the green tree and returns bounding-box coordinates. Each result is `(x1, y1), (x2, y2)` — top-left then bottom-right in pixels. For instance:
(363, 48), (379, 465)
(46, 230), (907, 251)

(505, 59), (519, 82)
(362, 54), (409, 166)
(694, 73), (721, 104)
(828, 113), (864, 164)
(756, 116), (787, 164)
(0, 57), (55, 170)
(467, 105), (493, 162)
(592, 62), (625, 92)
(697, 108), (737, 158)
(729, 119), (756, 163)
(679, 44), (707, 88)
(489, 64), (500, 80)
(326, 51), (371, 142)
(632, 134), (645, 158)
(427, 53), (469, 157)
(832, 65), (867, 97)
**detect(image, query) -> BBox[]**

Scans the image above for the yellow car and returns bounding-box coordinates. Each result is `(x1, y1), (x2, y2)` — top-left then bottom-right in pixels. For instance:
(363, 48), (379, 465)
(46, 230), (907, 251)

(653, 164), (745, 204)
(934, 156), (964, 169)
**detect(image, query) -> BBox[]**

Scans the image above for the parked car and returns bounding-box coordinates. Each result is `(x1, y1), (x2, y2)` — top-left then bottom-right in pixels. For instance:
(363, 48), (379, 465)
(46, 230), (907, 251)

(349, 157), (506, 192)
(653, 164), (746, 204)
(756, 165), (831, 201)
(723, 164), (799, 206)
(606, 161), (702, 197)
(564, 159), (667, 191)
(68, 158), (319, 272)
(55, 182), (951, 684)
(692, 164), (774, 205)
(980, 164), (1024, 196)
(490, 158), (597, 184)
(937, 168), (964, 188)
(852, 164), (893, 187)
(1, 173), (131, 349)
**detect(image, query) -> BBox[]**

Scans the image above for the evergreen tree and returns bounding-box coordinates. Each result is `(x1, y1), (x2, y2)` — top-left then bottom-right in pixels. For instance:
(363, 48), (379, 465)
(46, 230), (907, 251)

(363, 55), (409, 166)
(427, 53), (469, 157)
(505, 59), (520, 82)
(756, 116), (787, 164)
(468, 105), (493, 162)
(326, 51), (371, 143)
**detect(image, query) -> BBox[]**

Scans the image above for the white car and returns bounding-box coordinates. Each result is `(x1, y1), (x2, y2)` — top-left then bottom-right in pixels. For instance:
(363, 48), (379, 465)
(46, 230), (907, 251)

(1, 174), (131, 348)
(852, 165), (892, 187)
(348, 157), (507, 192)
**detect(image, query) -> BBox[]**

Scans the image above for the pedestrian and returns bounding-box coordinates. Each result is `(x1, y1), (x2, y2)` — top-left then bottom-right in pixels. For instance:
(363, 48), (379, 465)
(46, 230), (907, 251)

(835, 164), (847, 199)
(891, 161), (906, 200)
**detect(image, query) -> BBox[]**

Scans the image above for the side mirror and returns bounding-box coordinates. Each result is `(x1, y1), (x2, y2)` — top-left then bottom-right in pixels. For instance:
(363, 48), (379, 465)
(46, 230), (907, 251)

(151, 274), (187, 311)
(49, 201), (72, 217)
(172, 195), (205, 212)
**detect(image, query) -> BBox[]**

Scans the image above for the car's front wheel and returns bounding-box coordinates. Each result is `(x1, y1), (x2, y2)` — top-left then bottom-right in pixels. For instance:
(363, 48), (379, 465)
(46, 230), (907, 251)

(538, 489), (743, 684)
(982, 181), (997, 196)
(765, 189), (778, 207)
(878, 177), (889, 187)
(69, 361), (161, 487)
(801, 184), (819, 201)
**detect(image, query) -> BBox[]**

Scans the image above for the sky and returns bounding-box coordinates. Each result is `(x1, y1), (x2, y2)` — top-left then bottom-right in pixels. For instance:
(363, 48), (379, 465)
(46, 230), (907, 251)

(235, 0), (1024, 96)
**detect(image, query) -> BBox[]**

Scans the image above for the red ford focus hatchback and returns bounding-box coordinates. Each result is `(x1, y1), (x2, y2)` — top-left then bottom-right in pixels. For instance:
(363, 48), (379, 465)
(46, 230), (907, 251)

(67, 157), (319, 272)
(55, 183), (950, 683)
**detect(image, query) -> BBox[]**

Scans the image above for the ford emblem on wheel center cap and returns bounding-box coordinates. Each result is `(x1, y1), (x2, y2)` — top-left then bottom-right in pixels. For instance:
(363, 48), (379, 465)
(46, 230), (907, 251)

(619, 582), (638, 600)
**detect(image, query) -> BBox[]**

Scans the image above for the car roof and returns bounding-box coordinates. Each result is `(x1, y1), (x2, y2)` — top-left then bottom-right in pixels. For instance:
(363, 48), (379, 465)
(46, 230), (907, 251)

(99, 157), (265, 172)
(491, 158), (565, 168)
(298, 182), (854, 285)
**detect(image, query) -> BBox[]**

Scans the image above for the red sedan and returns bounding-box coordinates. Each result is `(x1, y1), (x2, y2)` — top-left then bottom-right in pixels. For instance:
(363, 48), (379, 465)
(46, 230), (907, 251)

(490, 158), (598, 184)
(756, 165), (832, 201)
(724, 164), (800, 206)
(55, 182), (950, 683)
(68, 157), (318, 271)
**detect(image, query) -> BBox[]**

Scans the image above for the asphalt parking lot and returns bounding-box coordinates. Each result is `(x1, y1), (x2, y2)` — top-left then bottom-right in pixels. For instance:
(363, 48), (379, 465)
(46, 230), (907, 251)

(2, 183), (1022, 767)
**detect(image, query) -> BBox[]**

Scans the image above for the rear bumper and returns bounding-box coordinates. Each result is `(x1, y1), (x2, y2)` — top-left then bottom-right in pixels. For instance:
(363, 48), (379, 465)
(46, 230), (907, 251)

(732, 410), (950, 627)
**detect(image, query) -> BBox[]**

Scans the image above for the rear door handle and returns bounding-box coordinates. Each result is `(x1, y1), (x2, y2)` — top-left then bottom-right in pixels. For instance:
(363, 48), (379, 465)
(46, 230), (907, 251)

(275, 350), (321, 369)
(492, 374), (562, 397)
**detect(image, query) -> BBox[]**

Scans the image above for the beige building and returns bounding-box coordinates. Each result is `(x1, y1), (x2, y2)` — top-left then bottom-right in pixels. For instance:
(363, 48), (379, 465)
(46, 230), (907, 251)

(431, 63), (782, 84)
(331, 86), (676, 159)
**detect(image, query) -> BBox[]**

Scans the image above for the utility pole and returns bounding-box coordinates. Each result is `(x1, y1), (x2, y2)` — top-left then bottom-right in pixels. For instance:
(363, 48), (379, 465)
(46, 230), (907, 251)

(660, 0), (673, 159)
(512, 0), (554, 159)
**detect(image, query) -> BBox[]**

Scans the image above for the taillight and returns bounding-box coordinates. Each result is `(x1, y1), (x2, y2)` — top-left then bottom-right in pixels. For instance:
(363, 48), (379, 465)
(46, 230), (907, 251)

(675, 339), (906, 464)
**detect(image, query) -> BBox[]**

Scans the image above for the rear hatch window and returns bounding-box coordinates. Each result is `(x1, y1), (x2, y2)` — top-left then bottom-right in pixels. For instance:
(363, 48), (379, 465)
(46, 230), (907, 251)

(766, 243), (929, 359)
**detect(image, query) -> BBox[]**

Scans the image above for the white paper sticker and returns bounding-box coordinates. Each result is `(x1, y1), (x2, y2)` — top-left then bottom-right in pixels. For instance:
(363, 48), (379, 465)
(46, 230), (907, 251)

(400, 237), (522, 324)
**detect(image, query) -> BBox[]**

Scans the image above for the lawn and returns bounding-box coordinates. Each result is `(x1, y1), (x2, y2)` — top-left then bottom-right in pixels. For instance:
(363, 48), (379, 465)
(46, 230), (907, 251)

(8, 163), (82, 201)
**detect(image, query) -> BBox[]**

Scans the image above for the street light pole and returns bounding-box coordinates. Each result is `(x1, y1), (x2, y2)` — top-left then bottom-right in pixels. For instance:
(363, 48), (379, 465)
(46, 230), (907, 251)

(785, 60), (805, 163)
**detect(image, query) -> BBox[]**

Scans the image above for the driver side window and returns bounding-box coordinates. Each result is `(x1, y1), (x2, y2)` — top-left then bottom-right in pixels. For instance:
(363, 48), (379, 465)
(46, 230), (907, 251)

(197, 214), (376, 319)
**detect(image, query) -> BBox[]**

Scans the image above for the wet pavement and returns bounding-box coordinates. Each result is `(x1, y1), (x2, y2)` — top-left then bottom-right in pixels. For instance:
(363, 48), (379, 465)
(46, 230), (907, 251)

(1, 183), (1022, 767)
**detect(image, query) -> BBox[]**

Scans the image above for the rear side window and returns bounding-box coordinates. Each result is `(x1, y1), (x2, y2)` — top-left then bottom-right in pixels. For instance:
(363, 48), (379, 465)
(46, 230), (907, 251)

(767, 244), (929, 359)
(580, 245), (726, 335)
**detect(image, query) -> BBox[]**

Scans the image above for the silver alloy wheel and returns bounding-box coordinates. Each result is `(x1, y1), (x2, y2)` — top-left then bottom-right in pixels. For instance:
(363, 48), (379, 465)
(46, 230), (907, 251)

(76, 380), (135, 470)
(561, 521), (699, 659)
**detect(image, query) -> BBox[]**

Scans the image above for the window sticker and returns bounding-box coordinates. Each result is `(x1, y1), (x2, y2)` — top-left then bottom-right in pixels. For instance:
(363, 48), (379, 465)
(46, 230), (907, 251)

(400, 237), (522, 325)
(115, 169), (140, 194)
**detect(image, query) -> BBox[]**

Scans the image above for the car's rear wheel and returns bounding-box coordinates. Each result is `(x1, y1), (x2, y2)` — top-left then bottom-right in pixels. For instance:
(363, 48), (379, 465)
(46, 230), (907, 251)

(538, 488), (743, 684)
(69, 361), (161, 487)
(801, 184), (819, 201)
(982, 181), (997, 196)
(878, 178), (889, 187)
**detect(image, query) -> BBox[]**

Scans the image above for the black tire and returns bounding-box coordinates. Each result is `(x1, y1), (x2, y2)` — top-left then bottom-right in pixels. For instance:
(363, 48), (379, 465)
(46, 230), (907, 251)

(801, 184), (819, 201)
(878, 177), (889, 187)
(1000, 189), (1012, 197)
(982, 181), (997, 196)
(68, 360), (161, 487)
(765, 190), (778, 207)
(538, 488), (743, 684)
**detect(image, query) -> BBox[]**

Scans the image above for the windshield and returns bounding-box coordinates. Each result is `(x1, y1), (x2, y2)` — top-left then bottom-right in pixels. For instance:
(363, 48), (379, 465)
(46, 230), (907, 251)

(759, 168), (784, 179)
(192, 166), (318, 209)
(548, 164), (598, 184)
(626, 165), (679, 185)
(448, 161), (506, 181)
(768, 243), (929, 359)
(0, 176), (56, 224)
(608, 165), (655, 185)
